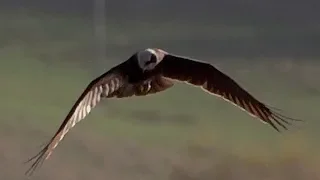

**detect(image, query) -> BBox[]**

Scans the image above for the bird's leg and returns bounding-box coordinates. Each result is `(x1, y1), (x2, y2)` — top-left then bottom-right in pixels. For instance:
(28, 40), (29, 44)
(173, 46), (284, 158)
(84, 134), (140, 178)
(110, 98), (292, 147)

(138, 81), (152, 94)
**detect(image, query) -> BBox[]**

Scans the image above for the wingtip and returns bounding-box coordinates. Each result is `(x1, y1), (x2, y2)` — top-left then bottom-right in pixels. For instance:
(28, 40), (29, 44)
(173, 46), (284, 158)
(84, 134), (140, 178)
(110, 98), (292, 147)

(266, 104), (305, 122)
(23, 144), (51, 177)
(267, 109), (304, 133)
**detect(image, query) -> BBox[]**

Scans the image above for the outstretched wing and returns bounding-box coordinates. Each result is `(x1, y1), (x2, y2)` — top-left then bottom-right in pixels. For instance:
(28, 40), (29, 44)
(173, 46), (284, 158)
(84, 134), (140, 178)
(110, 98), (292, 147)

(157, 54), (302, 131)
(25, 70), (127, 176)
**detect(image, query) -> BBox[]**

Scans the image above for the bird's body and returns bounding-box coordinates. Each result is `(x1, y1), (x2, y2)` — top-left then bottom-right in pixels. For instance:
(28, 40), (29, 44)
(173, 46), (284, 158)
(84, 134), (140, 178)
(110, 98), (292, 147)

(25, 48), (301, 176)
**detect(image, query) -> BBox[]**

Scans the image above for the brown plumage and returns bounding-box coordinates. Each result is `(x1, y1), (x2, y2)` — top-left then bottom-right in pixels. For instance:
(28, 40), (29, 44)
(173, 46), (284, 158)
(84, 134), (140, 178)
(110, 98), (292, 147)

(25, 48), (301, 176)
(157, 54), (300, 130)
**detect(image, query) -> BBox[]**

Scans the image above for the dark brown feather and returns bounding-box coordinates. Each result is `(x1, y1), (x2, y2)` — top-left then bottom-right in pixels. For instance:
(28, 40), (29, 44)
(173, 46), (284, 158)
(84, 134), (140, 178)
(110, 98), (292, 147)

(24, 64), (173, 176)
(24, 70), (127, 176)
(157, 54), (301, 131)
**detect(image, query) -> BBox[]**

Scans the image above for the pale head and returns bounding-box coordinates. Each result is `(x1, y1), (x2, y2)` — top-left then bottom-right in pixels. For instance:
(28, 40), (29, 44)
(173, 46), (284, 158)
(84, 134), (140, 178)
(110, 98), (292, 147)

(136, 48), (167, 71)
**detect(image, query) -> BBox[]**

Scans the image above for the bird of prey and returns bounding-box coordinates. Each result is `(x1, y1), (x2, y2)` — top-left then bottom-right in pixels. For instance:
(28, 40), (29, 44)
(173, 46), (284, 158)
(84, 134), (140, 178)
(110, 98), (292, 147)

(25, 48), (301, 176)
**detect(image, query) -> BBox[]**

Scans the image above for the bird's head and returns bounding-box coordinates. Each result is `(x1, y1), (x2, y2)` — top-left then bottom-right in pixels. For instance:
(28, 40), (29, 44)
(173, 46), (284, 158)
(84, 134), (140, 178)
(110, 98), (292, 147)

(136, 48), (167, 71)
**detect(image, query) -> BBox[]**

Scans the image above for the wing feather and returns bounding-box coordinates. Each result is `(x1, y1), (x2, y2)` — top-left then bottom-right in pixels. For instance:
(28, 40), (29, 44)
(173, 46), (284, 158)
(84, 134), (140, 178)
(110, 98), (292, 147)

(25, 72), (126, 176)
(157, 54), (302, 131)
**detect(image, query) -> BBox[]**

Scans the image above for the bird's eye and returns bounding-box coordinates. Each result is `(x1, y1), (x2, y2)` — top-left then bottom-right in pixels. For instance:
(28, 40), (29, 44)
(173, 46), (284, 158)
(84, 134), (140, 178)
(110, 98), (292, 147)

(145, 54), (157, 65)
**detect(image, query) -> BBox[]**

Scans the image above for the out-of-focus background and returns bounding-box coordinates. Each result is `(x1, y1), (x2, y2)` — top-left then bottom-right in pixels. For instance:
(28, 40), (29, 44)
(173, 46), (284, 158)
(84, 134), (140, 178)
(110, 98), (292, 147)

(1, 0), (319, 179)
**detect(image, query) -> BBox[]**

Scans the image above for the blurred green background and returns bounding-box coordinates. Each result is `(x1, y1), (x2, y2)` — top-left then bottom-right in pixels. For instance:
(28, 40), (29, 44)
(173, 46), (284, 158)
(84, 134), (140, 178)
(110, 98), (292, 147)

(0, 1), (319, 179)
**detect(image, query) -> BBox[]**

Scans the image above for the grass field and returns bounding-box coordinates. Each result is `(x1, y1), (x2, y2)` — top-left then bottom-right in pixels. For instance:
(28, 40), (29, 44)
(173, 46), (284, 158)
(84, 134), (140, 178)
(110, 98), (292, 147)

(1, 10), (320, 180)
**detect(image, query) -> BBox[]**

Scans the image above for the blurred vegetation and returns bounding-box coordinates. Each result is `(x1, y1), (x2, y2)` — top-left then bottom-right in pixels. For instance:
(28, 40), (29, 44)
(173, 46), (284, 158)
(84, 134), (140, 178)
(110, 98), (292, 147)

(0, 7), (319, 180)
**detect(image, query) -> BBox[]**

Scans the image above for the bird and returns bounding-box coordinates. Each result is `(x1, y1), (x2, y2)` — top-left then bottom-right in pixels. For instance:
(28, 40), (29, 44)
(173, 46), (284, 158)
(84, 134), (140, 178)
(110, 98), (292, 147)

(24, 48), (301, 176)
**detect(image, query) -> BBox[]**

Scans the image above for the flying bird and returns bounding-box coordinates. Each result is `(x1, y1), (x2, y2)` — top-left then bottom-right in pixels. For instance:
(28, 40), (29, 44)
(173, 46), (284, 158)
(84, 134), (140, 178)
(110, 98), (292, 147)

(25, 48), (301, 176)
